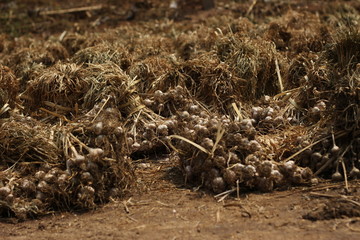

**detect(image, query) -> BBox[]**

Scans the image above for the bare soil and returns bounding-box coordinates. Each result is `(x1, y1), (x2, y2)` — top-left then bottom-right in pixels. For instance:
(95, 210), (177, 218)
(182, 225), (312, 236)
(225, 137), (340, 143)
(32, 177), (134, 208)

(1, 158), (360, 239)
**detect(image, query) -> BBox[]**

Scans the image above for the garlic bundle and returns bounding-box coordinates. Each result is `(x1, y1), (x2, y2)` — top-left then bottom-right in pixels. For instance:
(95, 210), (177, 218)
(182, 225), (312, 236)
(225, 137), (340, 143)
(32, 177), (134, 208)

(171, 101), (314, 194)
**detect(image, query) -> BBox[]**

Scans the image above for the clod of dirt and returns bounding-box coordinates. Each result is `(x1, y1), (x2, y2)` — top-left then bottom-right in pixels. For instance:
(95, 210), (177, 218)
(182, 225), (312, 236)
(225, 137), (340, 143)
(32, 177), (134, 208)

(303, 199), (360, 221)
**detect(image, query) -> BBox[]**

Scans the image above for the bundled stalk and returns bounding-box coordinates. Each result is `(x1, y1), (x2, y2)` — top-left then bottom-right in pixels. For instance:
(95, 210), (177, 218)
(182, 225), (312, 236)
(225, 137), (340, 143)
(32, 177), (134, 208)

(286, 30), (360, 179)
(72, 43), (132, 70)
(0, 65), (18, 112)
(0, 109), (134, 219)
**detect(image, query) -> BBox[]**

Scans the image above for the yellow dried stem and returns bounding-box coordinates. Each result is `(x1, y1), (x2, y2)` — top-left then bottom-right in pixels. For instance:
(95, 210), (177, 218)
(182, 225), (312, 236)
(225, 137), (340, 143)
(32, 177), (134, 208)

(211, 124), (225, 156)
(169, 135), (209, 155)
(340, 157), (349, 191)
(39, 108), (73, 123)
(231, 102), (243, 121)
(275, 58), (284, 93)
(91, 95), (110, 123)
(43, 101), (73, 112)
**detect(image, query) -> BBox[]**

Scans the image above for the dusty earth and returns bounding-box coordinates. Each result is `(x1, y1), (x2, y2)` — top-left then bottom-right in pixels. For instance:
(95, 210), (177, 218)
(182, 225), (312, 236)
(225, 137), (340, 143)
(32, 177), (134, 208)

(1, 0), (360, 239)
(1, 158), (360, 239)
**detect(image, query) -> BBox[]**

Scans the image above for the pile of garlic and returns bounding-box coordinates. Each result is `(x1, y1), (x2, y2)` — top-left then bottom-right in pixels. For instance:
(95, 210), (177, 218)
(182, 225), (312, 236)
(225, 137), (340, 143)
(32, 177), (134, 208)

(170, 100), (313, 193)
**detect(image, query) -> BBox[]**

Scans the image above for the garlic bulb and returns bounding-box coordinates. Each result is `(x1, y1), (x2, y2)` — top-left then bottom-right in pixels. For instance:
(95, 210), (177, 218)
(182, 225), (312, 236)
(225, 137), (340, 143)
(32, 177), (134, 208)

(44, 173), (56, 183)
(257, 177), (273, 192)
(154, 90), (164, 101)
(349, 166), (360, 179)
(212, 177), (225, 193)
(331, 170), (343, 181)
(93, 121), (103, 135)
(223, 168), (237, 185)
(37, 181), (49, 193)
(21, 180), (36, 194)
(0, 186), (11, 198)
(201, 138), (214, 150)
(157, 124), (168, 135)
(35, 171), (46, 180)
(248, 140), (261, 152)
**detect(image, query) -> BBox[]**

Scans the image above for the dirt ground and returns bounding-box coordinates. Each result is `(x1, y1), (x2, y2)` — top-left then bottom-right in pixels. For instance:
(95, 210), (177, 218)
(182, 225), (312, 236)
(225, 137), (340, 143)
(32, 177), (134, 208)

(1, 158), (360, 239)
(1, 0), (360, 239)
